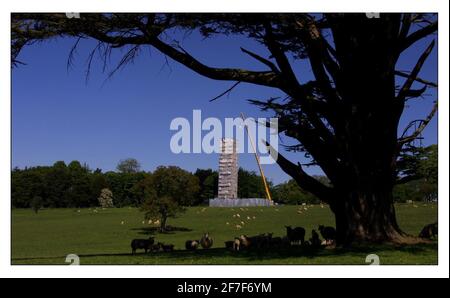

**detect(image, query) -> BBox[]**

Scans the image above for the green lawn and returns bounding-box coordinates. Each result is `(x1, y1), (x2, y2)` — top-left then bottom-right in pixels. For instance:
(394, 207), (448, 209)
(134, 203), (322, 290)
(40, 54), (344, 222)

(11, 204), (438, 265)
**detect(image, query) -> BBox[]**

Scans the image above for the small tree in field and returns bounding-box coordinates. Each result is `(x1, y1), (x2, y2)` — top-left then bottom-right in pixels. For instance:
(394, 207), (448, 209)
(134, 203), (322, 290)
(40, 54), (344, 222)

(98, 188), (114, 208)
(31, 196), (43, 214)
(142, 196), (185, 232)
(141, 166), (200, 232)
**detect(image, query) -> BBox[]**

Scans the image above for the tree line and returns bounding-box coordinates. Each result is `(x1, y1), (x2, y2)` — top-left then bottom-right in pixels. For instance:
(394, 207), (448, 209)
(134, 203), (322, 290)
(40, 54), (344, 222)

(12, 158), (274, 209)
(12, 144), (437, 210)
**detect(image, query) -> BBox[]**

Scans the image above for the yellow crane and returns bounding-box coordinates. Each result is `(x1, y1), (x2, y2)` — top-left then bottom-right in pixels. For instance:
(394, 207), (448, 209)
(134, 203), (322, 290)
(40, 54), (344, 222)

(240, 113), (273, 203)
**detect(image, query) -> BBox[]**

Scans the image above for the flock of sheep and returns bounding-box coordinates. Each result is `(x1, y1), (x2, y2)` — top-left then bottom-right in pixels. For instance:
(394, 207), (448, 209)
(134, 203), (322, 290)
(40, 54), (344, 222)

(131, 238), (173, 254)
(131, 221), (438, 254)
(131, 233), (214, 254)
(224, 225), (336, 252)
(130, 225), (337, 255)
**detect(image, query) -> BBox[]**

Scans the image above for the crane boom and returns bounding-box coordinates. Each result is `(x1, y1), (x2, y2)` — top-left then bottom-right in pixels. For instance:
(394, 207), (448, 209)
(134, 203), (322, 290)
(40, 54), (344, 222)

(240, 113), (272, 202)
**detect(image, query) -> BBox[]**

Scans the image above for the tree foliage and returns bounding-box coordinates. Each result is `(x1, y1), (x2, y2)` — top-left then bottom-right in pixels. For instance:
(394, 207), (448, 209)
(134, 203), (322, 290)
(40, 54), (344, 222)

(116, 158), (141, 174)
(12, 160), (149, 208)
(394, 144), (438, 202)
(140, 166), (199, 231)
(12, 161), (288, 208)
(194, 169), (218, 204)
(272, 179), (322, 205)
(194, 168), (274, 201)
(98, 188), (114, 208)
(238, 168), (273, 199)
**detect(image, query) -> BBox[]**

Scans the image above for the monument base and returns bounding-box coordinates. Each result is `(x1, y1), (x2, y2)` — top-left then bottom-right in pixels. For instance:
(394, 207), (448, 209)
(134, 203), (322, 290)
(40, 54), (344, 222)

(209, 198), (272, 207)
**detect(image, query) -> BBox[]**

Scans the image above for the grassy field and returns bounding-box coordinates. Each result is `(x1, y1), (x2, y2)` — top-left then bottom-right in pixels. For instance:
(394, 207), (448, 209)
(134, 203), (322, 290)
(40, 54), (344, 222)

(12, 204), (438, 265)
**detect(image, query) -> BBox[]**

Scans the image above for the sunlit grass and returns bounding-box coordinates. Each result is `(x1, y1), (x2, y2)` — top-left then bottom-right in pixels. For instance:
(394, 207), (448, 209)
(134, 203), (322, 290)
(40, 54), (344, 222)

(11, 203), (438, 265)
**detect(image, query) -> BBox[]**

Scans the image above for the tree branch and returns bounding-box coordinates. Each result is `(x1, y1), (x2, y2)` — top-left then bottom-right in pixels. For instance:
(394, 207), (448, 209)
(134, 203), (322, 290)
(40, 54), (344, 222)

(397, 40), (435, 101)
(402, 85), (428, 100)
(240, 47), (280, 73)
(307, 22), (340, 85)
(398, 21), (437, 53)
(398, 101), (438, 145)
(265, 142), (334, 203)
(13, 14), (285, 89)
(263, 22), (300, 88)
(395, 175), (420, 185)
(209, 81), (241, 102)
(398, 14), (412, 41)
(295, 20), (340, 104)
(148, 37), (283, 88)
(394, 70), (437, 88)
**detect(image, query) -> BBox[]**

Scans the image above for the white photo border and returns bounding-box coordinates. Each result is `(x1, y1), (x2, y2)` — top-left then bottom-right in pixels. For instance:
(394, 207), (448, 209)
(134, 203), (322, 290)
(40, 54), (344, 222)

(1, 0), (448, 278)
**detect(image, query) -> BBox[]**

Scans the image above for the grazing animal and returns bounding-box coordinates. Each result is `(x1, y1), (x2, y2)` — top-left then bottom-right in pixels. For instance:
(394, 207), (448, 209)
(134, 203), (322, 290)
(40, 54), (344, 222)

(251, 234), (264, 249)
(419, 222), (438, 239)
(224, 238), (241, 251)
(239, 235), (251, 250)
(255, 233), (273, 249)
(281, 236), (291, 248)
(247, 234), (266, 249)
(269, 237), (283, 249)
(238, 234), (273, 250)
(285, 226), (306, 245)
(200, 233), (214, 249)
(185, 240), (200, 250)
(131, 237), (154, 254)
(310, 229), (322, 248)
(318, 225), (336, 245)
(233, 237), (241, 251)
(224, 240), (234, 250)
(162, 244), (174, 252)
(152, 242), (163, 252)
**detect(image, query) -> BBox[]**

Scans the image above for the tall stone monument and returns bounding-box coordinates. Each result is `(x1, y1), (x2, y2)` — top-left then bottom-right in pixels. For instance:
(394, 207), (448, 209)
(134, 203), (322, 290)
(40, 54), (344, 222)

(217, 138), (238, 199)
(209, 138), (271, 207)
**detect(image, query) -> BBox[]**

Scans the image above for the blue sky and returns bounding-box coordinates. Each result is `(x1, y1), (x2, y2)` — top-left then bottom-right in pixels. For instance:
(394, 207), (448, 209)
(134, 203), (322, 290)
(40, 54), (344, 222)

(12, 20), (437, 184)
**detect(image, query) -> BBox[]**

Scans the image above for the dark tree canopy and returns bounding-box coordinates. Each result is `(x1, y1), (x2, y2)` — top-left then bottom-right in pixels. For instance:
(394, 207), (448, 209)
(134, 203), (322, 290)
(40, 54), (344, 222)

(12, 13), (438, 244)
(12, 161), (279, 209)
(140, 166), (200, 231)
(394, 144), (438, 202)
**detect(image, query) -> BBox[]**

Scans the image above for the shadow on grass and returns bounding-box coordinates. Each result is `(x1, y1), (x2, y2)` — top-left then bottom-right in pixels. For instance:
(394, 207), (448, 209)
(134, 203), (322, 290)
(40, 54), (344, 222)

(131, 225), (192, 235)
(12, 242), (437, 264)
(142, 242), (438, 263)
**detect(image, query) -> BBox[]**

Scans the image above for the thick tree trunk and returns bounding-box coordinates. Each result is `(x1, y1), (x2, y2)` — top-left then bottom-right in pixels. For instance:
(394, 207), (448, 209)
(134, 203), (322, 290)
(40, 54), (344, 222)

(330, 188), (406, 245)
(160, 215), (168, 232)
(319, 14), (410, 246)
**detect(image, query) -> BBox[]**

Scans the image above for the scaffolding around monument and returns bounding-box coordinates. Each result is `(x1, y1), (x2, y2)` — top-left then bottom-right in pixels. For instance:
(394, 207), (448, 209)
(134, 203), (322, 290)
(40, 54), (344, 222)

(209, 122), (273, 207)
(217, 138), (238, 199)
